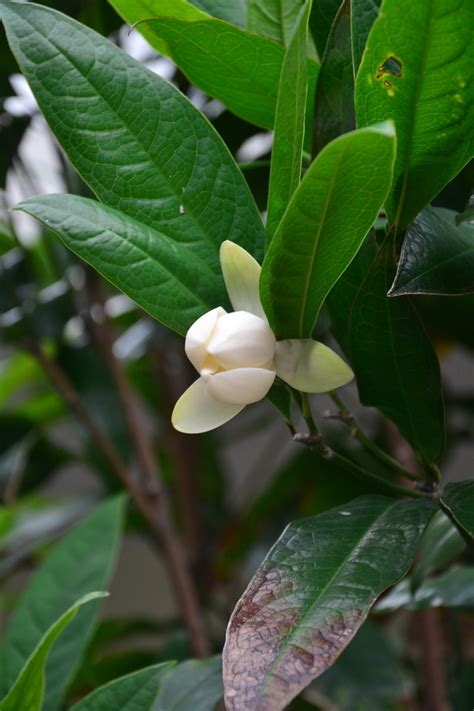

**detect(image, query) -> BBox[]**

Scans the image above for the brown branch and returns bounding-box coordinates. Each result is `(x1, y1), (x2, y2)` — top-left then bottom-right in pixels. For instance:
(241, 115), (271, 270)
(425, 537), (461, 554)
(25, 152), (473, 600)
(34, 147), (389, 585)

(27, 338), (209, 658)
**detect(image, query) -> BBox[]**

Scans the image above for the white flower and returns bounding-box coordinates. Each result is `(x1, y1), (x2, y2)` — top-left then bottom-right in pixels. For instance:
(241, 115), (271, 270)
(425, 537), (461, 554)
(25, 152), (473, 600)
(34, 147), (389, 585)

(172, 241), (354, 433)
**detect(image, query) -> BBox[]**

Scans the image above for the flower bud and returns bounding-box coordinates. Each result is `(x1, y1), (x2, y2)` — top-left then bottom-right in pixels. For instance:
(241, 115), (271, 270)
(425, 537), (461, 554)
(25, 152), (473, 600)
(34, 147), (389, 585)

(207, 311), (275, 370)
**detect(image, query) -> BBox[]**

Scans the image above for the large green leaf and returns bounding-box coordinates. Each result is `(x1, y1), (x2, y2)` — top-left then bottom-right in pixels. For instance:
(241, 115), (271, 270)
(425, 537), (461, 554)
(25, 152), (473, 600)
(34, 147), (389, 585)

(260, 123), (396, 339)
(309, 0), (342, 58)
(16, 195), (221, 336)
(266, 2), (310, 241)
(313, 0), (354, 155)
(223, 495), (434, 711)
(247, 0), (302, 46)
(441, 481), (474, 541)
(0, 1), (263, 274)
(376, 565), (474, 612)
(356, 0), (474, 230)
(0, 593), (107, 711)
(191, 0), (246, 25)
(0, 496), (125, 711)
(328, 234), (446, 464)
(351, 0), (381, 71)
(389, 207), (474, 296)
(154, 656), (223, 710)
(71, 663), (175, 711)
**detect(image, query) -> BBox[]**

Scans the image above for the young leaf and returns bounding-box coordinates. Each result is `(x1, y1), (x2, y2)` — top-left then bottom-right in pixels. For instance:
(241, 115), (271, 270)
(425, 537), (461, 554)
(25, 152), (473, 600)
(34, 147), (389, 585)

(16, 195), (224, 336)
(71, 663), (176, 711)
(0, 496), (125, 711)
(327, 234), (446, 464)
(441, 481), (474, 541)
(266, 1), (311, 241)
(0, 593), (107, 711)
(223, 495), (434, 711)
(154, 656), (223, 711)
(0, 0), (263, 273)
(247, 0), (304, 46)
(313, 0), (355, 155)
(351, 0), (381, 72)
(389, 206), (474, 296)
(356, 0), (474, 230)
(260, 123), (396, 339)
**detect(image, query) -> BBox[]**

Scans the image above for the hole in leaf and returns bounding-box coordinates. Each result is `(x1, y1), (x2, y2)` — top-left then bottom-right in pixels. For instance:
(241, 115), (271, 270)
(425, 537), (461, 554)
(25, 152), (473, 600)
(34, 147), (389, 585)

(376, 56), (403, 79)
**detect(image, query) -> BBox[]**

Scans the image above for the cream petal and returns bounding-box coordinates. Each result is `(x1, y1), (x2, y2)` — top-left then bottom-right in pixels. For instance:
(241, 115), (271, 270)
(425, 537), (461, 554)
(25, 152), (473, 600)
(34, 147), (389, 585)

(219, 240), (267, 320)
(206, 367), (275, 405)
(171, 377), (244, 433)
(185, 306), (226, 373)
(275, 339), (354, 393)
(207, 311), (276, 369)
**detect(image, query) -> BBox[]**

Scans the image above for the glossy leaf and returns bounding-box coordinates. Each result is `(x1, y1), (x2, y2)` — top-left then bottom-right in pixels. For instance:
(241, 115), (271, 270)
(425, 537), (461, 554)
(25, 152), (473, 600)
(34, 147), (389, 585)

(223, 495), (434, 710)
(71, 663), (175, 711)
(389, 207), (474, 296)
(154, 656), (223, 711)
(441, 480), (474, 541)
(328, 234), (446, 464)
(0, 496), (125, 711)
(17, 195), (222, 336)
(415, 511), (466, 579)
(266, 2), (310, 240)
(456, 194), (474, 226)
(313, 0), (354, 155)
(309, 0), (342, 58)
(356, 0), (474, 230)
(247, 0), (303, 46)
(0, 593), (107, 711)
(351, 0), (381, 71)
(0, 0), (262, 274)
(260, 123), (396, 339)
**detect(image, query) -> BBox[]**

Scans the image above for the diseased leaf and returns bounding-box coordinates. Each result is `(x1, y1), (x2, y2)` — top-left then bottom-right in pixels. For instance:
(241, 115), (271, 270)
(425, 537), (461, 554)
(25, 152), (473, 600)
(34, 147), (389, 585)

(356, 0), (474, 230)
(351, 0), (381, 71)
(260, 123), (396, 339)
(71, 663), (175, 711)
(266, 2), (311, 240)
(154, 656), (223, 711)
(389, 207), (474, 296)
(247, 0), (304, 46)
(0, 496), (125, 711)
(328, 233), (446, 464)
(223, 495), (434, 711)
(441, 480), (474, 542)
(0, 593), (107, 711)
(313, 0), (355, 155)
(16, 195), (223, 336)
(0, 0), (263, 275)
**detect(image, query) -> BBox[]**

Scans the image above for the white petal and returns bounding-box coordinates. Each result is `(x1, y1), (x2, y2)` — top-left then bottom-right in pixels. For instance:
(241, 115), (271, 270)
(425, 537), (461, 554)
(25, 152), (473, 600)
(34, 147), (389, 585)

(207, 311), (276, 369)
(185, 306), (226, 373)
(171, 377), (244, 433)
(206, 367), (275, 405)
(275, 339), (354, 393)
(220, 240), (266, 320)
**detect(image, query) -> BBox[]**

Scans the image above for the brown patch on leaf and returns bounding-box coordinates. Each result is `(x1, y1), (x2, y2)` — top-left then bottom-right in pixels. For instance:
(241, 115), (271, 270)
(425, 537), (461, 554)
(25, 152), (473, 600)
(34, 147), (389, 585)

(223, 565), (366, 711)
(376, 55), (403, 79)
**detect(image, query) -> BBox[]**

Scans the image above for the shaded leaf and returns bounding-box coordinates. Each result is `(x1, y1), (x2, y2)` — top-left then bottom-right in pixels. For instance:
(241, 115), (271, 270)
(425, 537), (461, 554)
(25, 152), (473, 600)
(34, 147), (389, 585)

(328, 233), (446, 464)
(71, 663), (175, 711)
(313, 0), (355, 155)
(266, 2), (311, 240)
(389, 207), (474, 296)
(309, 0), (342, 58)
(223, 495), (434, 710)
(441, 480), (474, 542)
(153, 656), (223, 711)
(0, 593), (107, 711)
(0, 0), (262, 277)
(377, 566), (474, 611)
(456, 194), (474, 226)
(356, 0), (474, 230)
(260, 123), (395, 339)
(415, 511), (466, 580)
(351, 0), (381, 72)
(0, 496), (125, 711)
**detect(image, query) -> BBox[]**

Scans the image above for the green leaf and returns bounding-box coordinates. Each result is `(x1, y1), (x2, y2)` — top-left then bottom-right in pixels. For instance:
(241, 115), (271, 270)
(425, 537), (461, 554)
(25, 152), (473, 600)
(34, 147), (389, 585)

(266, 2), (311, 241)
(328, 234), (446, 464)
(377, 566), (474, 611)
(351, 0), (381, 72)
(313, 0), (355, 155)
(0, 592), (107, 711)
(260, 123), (396, 339)
(415, 511), (466, 580)
(356, 0), (474, 230)
(154, 656), (223, 710)
(309, 0), (342, 58)
(191, 0), (247, 26)
(0, 0), (263, 277)
(441, 480), (474, 541)
(0, 496), (125, 711)
(16, 195), (222, 336)
(71, 663), (176, 711)
(223, 495), (434, 711)
(456, 194), (474, 226)
(389, 206), (474, 296)
(247, 0), (304, 46)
